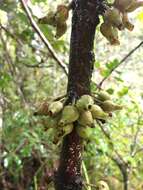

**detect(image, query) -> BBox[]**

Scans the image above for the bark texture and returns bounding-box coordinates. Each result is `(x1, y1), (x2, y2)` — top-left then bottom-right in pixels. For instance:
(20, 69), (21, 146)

(54, 1), (106, 189)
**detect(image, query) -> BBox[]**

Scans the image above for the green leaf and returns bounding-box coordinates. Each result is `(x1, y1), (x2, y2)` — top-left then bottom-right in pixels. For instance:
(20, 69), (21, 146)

(117, 86), (129, 97)
(106, 59), (120, 71)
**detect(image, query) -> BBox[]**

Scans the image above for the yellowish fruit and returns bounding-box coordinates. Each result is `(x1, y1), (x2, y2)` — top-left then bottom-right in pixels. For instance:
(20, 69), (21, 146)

(78, 110), (94, 127)
(104, 176), (123, 190)
(59, 105), (79, 126)
(90, 104), (108, 120)
(55, 22), (67, 38)
(97, 180), (110, 190)
(97, 91), (111, 101)
(48, 101), (63, 116)
(100, 100), (123, 112)
(104, 7), (123, 30)
(76, 95), (94, 111)
(76, 125), (93, 139)
(100, 22), (120, 45)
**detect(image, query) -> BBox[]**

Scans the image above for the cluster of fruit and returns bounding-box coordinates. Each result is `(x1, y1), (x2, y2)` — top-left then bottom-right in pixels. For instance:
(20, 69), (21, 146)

(100, 0), (143, 45)
(38, 4), (69, 38)
(34, 91), (123, 144)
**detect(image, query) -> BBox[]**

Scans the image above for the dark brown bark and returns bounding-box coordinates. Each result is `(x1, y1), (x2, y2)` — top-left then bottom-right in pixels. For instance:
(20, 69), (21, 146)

(54, 1), (106, 190)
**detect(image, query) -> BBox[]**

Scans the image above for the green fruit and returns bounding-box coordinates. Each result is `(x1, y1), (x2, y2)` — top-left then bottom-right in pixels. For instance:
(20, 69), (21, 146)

(97, 180), (110, 190)
(76, 125), (92, 139)
(97, 91), (111, 101)
(100, 100), (123, 112)
(90, 104), (108, 120)
(78, 111), (94, 127)
(59, 105), (79, 126)
(48, 101), (63, 116)
(76, 95), (94, 111)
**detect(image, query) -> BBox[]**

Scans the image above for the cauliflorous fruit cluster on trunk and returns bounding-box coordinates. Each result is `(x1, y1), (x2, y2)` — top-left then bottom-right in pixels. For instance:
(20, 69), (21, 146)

(38, 4), (69, 38)
(34, 91), (123, 144)
(100, 0), (143, 45)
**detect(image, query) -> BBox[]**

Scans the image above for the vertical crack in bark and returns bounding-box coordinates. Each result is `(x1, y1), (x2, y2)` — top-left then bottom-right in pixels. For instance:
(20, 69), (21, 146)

(54, 1), (106, 189)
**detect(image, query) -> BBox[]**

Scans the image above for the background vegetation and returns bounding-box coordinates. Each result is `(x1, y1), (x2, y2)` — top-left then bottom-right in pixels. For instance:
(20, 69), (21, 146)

(0, 0), (143, 189)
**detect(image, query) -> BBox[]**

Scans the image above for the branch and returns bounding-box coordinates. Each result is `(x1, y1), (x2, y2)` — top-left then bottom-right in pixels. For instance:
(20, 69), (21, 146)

(98, 40), (143, 87)
(20, 0), (68, 75)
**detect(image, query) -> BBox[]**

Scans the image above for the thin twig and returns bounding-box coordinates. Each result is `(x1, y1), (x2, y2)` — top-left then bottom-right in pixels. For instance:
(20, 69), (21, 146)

(20, 0), (68, 75)
(23, 63), (50, 68)
(98, 41), (143, 87)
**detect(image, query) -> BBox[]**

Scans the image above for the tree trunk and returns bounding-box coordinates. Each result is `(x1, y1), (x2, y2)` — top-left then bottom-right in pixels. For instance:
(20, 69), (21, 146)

(54, 0), (105, 189)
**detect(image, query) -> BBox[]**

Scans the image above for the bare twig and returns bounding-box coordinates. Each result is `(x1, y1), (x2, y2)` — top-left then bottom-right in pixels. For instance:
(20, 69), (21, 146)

(20, 0), (68, 75)
(23, 63), (50, 68)
(98, 41), (143, 87)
